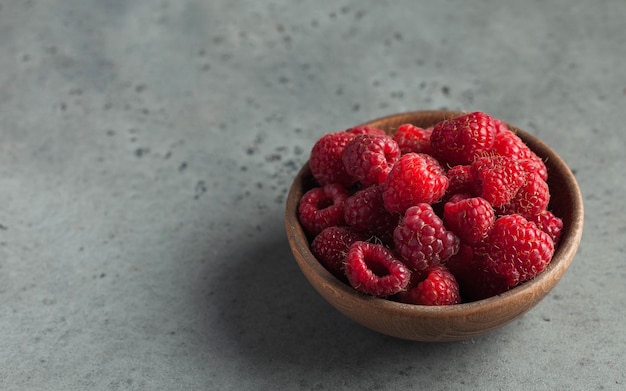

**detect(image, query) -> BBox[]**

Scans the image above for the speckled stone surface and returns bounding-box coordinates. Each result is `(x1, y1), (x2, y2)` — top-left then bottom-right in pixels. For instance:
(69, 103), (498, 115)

(0, 1), (624, 390)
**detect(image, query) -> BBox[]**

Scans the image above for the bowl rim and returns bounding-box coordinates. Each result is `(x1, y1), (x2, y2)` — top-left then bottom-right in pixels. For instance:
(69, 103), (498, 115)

(286, 110), (584, 320)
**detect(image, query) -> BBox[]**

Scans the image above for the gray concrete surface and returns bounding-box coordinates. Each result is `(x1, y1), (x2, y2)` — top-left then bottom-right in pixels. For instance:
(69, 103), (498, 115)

(0, 0), (624, 390)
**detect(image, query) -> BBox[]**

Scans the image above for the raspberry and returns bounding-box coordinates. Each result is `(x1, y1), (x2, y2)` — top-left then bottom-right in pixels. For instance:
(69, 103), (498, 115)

(498, 172), (550, 219)
(346, 125), (387, 136)
(443, 197), (495, 245)
(447, 193), (471, 203)
(344, 241), (411, 297)
(446, 245), (510, 301)
(471, 155), (525, 207)
(393, 123), (434, 155)
(342, 134), (401, 186)
(518, 158), (548, 181)
(343, 185), (399, 244)
(480, 214), (555, 288)
(298, 183), (349, 236)
(309, 131), (356, 187)
(491, 130), (548, 180)
(430, 112), (497, 166)
(382, 153), (448, 214)
(491, 129), (539, 161)
(300, 112), (561, 304)
(493, 118), (510, 134)
(393, 203), (460, 271)
(396, 264), (461, 305)
(530, 210), (563, 245)
(445, 164), (479, 197)
(311, 226), (365, 281)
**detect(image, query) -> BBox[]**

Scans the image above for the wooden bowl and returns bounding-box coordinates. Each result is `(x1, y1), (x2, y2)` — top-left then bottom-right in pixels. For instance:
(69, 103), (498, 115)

(285, 110), (584, 342)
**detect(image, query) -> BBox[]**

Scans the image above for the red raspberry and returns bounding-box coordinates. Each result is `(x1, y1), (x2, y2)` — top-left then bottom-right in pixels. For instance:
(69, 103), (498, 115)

(393, 203), (460, 271)
(396, 264), (461, 305)
(311, 226), (365, 281)
(346, 125), (387, 136)
(382, 153), (448, 214)
(493, 118), (510, 134)
(529, 210), (563, 245)
(309, 131), (356, 187)
(447, 193), (471, 203)
(344, 241), (411, 297)
(471, 155), (526, 207)
(446, 245), (510, 301)
(393, 123), (434, 155)
(491, 130), (548, 180)
(298, 183), (349, 236)
(443, 197), (495, 245)
(518, 158), (548, 181)
(445, 164), (479, 197)
(430, 112), (497, 166)
(498, 172), (550, 219)
(480, 214), (555, 288)
(342, 134), (401, 187)
(343, 185), (399, 244)
(491, 129), (539, 161)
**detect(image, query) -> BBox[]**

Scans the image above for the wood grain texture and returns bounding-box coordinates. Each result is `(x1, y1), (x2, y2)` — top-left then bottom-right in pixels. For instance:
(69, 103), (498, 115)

(285, 111), (584, 342)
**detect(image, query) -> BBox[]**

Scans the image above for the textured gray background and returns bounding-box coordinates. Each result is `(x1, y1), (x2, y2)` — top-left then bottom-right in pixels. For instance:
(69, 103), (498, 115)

(0, 0), (624, 390)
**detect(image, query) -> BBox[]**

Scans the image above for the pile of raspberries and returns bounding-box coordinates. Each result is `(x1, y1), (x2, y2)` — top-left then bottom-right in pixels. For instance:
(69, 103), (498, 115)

(297, 112), (563, 305)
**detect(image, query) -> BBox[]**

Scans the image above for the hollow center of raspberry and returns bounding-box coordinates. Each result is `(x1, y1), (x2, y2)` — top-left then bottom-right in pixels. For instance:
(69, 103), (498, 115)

(316, 198), (333, 210)
(365, 258), (390, 277)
